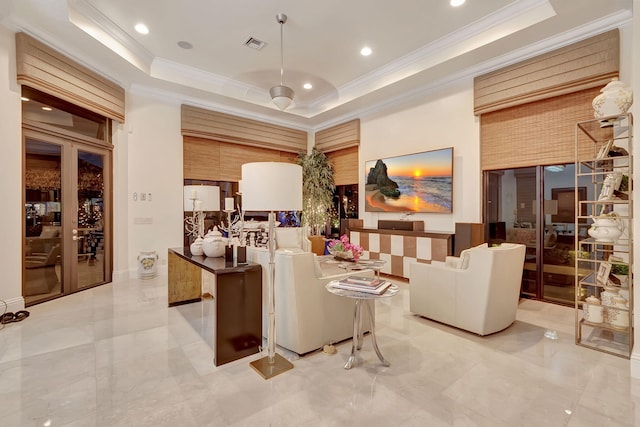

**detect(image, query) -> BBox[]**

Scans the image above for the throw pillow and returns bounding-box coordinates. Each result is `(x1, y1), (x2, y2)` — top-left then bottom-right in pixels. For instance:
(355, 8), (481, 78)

(40, 226), (59, 238)
(459, 243), (488, 269)
(275, 228), (301, 249)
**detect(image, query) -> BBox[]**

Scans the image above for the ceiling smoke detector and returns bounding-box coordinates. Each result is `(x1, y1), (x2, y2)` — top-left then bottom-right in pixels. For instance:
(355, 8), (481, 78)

(244, 37), (265, 51)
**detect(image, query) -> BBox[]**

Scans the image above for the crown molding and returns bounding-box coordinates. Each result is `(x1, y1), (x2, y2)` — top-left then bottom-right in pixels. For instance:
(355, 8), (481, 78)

(128, 83), (311, 132)
(314, 9), (633, 131)
(309, 0), (555, 113)
(67, 0), (154, 74)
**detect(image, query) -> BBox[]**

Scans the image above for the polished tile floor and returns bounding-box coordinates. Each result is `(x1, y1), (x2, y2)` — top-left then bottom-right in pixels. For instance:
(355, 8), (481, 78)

(0, 275), (638, 426)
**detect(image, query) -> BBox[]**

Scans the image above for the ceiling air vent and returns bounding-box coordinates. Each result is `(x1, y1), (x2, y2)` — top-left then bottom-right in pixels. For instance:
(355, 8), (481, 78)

(244, 37), (266, 51)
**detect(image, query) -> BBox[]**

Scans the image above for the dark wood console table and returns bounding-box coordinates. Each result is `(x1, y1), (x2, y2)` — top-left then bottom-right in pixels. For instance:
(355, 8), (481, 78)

(168, 247), (262, 366)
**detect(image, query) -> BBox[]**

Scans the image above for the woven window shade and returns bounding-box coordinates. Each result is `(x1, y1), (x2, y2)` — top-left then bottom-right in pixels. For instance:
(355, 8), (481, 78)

(183, 136), (296, 181)
(315, 119), (360, 185)
(181, 105), (307, 153)
(481, 86), (604, 171)
(16, 33), (125, 122)
(315, 119), (360, 153)
(325, 146), (359, 186)
(474, 29), (619, 115)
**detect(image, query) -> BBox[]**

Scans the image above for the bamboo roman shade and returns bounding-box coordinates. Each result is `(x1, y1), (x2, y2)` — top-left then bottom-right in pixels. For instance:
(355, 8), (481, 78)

(480, 86), (602, 170)
(183, 136), (297, 181)
(325, 146), (359, 186)
(181, 105), (307, 153)
(315, 119), (360, 185)
(315, 119), (360, 153)
(474, 29), (619, 116)
(16, 32), (125, 122)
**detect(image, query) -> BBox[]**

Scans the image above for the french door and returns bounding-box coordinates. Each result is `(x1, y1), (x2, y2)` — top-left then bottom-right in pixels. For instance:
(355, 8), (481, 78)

(23, 126), (112, 306)
(484, 164), (582, 306)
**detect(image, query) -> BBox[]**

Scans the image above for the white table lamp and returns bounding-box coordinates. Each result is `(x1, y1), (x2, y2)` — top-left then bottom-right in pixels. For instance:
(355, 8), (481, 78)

(242, 162), (302, 379)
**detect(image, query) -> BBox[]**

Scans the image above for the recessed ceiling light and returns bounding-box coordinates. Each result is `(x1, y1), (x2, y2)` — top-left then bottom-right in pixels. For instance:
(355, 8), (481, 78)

(360, 46), (372, 56)
(177, 41), (193, 50)
(303, 83), (313, 90)
(450, 0), (465, 7)
(134, 23), (149, 35)
(21, 97), (29, 102)
(41, 106), (52, 111)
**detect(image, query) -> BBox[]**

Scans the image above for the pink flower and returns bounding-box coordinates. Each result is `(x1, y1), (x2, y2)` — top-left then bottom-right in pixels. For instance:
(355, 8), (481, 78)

(328, 234), (363, 261)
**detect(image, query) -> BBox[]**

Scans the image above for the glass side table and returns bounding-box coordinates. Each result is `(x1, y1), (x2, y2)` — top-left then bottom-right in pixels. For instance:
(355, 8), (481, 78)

(338, 258), (386, 279)
(325, 281), (399, 369)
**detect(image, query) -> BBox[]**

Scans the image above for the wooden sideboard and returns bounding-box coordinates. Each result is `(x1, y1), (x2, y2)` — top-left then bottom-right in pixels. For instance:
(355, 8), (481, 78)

(168, 248), (262, 366)
(349, 227), (453, 279)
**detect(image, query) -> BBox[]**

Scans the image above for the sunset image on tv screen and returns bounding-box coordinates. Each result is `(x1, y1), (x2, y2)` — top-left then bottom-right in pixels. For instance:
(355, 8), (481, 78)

(364, 147), (453, 213)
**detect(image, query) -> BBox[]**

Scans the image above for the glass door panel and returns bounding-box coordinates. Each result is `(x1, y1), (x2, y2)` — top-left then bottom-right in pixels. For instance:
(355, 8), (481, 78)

(74, 149), (106, 289)
(24, 140), (63, 305)
(542, 164), (577, 304)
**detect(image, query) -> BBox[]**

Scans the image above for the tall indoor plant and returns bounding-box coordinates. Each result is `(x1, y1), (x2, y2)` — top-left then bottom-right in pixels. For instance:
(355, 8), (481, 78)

(296, 147), (335, 254)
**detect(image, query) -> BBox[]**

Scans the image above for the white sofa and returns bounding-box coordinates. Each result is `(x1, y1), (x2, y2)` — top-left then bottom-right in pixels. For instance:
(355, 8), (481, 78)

(246, 246), (374, 355)
(409, 243), (526, 336)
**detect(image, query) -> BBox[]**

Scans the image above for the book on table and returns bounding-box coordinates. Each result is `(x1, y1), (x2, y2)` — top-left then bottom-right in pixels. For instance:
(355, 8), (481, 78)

(343, 276), (383, 286)
(332, 278), (391, 295)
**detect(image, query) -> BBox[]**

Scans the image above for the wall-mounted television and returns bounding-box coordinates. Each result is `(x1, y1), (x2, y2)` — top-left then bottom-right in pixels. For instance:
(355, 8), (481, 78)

(364, 147), (453, 213)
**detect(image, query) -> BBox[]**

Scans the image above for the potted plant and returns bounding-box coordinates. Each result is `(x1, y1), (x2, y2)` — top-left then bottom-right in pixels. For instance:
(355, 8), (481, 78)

(296, 147), (335, 254)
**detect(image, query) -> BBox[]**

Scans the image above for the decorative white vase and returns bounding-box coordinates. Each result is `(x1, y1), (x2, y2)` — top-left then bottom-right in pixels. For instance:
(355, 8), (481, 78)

(203, 227), (226, 257)
(137, 250), (159, 279)
(587, 215), (624, 243)
(609, 296), (629, 329)
(592, 78), (633, 121)
(190, 237), (204, 256)
(583, 296), (603, 324)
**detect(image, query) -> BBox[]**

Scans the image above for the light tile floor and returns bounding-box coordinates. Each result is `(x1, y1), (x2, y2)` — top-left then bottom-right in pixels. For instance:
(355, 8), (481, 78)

(1, 276), (639, 426)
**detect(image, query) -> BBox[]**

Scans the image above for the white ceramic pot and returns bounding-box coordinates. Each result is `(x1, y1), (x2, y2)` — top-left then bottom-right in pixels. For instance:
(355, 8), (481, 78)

(588, 215), (624, 243)
(583, 296), (603, 324)
(592, 78), (633, 120)
(203, 227), (226, 257)
(137, 250), (159, 279)
(609, 296), (629, 329)
(190, 237), (204, 256)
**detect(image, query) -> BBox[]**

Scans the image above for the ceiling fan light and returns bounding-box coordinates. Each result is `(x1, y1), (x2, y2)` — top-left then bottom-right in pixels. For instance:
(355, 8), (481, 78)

(270, 85), (294, 110)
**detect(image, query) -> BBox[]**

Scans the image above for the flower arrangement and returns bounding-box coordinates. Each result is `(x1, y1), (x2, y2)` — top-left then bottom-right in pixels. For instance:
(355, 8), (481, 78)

(327, 234), (363, 261)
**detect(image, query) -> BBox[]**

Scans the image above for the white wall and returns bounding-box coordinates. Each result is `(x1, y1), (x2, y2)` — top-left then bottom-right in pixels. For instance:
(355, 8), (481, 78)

(124, 91), (184, 278)
(0, 26), (23, 312)
(629, 0), (640, 376)
(360, 79), (481, 232)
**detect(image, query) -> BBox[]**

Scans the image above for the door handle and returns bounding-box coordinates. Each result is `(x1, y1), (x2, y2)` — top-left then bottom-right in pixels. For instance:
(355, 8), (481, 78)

(72, 235), (84, 241)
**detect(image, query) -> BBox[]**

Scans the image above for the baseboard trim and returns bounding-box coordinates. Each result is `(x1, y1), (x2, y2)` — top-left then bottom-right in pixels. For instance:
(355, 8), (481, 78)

(0, 296), (25, 314)
(630, 352), (640, 378)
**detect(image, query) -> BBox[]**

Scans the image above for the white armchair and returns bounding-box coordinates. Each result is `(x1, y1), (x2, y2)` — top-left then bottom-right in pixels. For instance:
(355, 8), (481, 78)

(246, 247), (374, 355)
(409, 243), (526, 335)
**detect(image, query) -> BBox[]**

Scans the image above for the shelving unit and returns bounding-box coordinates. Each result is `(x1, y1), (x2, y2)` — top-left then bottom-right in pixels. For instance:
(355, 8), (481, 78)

(575, 113), (633, 358)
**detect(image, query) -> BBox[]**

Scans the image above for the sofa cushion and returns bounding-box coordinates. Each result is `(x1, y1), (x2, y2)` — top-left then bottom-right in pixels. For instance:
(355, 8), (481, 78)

(459, 243), (489, 269)
(40, 226), (60, 238)
(275, 228), (302, 249)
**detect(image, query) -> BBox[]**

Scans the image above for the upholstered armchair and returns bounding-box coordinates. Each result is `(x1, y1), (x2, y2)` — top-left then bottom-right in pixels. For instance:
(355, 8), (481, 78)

(24, 244), (61, 296)
(409, 243), (526, 335)
(246, 247), (374, 355)
(274, 227), (311, 252)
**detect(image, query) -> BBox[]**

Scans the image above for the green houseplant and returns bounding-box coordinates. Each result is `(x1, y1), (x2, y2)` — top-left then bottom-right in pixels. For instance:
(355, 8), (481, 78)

(296, 147), (335, 253)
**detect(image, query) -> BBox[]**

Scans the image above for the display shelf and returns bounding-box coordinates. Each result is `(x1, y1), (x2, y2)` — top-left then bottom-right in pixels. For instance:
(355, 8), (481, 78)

(575, 113), (633, 359)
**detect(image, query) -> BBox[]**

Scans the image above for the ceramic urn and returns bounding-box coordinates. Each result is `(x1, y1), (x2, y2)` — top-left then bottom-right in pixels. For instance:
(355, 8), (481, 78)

(203, 226), (226, 257)
(592, 78), (633, 120)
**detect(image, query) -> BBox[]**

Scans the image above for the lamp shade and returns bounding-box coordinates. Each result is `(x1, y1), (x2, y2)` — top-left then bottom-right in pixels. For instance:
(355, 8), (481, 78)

(183, 185), (220, 211)
(241, 162), (302, 211)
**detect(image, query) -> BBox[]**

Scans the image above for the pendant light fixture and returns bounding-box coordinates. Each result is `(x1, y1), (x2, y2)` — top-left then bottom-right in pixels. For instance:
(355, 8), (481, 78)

(269, 13), (294, 111)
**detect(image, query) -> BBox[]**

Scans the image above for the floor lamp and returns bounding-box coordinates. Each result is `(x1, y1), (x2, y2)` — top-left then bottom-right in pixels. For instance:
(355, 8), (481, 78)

(242, 162), (302, 379)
